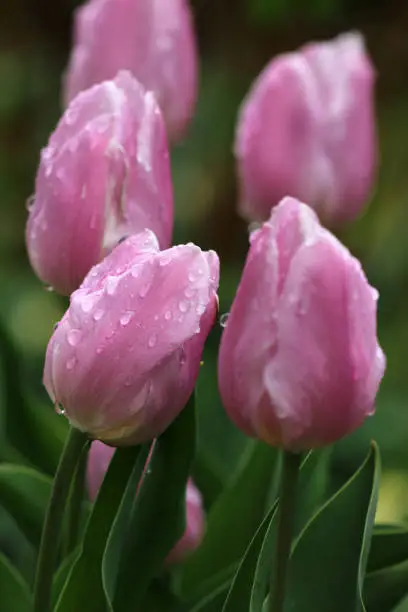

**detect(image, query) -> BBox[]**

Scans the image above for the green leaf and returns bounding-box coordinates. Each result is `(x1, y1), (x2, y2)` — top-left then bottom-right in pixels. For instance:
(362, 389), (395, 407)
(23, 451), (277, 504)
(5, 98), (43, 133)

(187, 581), (230, 612)
(219, 448), (332, 612)
(0, 317), (68, 475)
(111, 393), (196, 611)
(180, 441), (278, 599)
(52, 548), (81, 609)
(101, 443), (151, 609)
(54, 445), (141, 612)
(368, 525), (408, 572)
(222, 504), (277, 612)
(284, 443), (380, 612)
(0, 552), (32, 611)
(364, 561), (408, 612)
(0, 463), (51, 548)
(250, 448), (333, 611)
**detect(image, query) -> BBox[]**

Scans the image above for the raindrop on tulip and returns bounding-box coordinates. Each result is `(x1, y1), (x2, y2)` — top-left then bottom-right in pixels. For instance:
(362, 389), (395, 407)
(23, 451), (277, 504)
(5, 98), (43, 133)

(120, 311), (133, 326)
(54, 402), (65, 415)
(179, 300), (189, 313)
(67, 329), (82, 346)
(66, 357), (77, 370)
(220, 313), (230, 328)
(148, 333), (157, 348)
(26, 195), (35, 212)
(93, 308), (104, 322)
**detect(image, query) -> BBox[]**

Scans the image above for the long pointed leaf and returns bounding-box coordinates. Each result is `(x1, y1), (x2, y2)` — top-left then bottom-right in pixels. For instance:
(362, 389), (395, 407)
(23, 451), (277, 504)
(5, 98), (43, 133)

(0, 552), (32, 611)
(111, 393), (196, 611)
(181, 441), (277, 599)
(284, 443), (380, 612)
(55, 445), (141, 612)
(0, 464), (51, 548)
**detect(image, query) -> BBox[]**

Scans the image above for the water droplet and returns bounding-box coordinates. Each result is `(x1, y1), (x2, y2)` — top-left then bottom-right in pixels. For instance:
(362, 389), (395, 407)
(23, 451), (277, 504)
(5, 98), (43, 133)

(179, 300), (189, 313)
(179, 349), (186, 366)
(164, 310), (172, 321)
(148, 333), (157, 348)
(96, 346), (103, 354)
(66, 357), (77, 370)
(79, 293), (97, 313)
(184, 287), (195, 298)
(105, 327), (115, 340)
(65, 106), (78, 125)
(54, 402), (65, 415)
(26, 195), (35, 212)
(188, 271), (197, 282)
(67, 329), (81, 347)
(93, 308), (104, 322)
(139, 284), (149, 298)
(196, 304), (206, 316)
(220, 313), (230, 328)
(81, 185), (87, 199)
(120, 311), (133, 326)
(44, 285), (54, 293)
(248, 221), (261, 235)
(159, 254), (172, 266)
(106, 275), (120, 296)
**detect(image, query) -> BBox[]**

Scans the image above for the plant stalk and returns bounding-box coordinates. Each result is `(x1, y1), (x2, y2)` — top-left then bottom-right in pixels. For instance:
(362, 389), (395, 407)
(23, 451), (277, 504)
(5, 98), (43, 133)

(269, 450), (301, 612)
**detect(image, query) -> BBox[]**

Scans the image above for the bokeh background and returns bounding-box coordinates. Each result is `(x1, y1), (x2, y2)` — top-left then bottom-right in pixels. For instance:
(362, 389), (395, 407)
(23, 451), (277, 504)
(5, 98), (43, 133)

(1, 0), (408, 607)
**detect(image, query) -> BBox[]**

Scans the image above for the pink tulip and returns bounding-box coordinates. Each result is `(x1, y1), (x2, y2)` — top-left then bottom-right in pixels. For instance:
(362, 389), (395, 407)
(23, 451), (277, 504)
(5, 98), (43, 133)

(44, 231), (219, 445)
(87, 440), (205, 563)
(64, 0), (198, 143)
(235, 32), (377, 225)
(218, 197), (385, 451)
(26, 71), (173, 296)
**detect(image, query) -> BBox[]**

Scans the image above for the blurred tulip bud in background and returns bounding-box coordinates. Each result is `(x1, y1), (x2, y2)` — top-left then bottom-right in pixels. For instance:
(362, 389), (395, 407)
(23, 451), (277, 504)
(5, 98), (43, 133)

(235, 32), (377, 226)
(218, 196), (385, 451)
(87, 440), (205, 563)
(44, 231), (219, 445)
(26, 71), (173, 296)
(64, 0), (198, 142)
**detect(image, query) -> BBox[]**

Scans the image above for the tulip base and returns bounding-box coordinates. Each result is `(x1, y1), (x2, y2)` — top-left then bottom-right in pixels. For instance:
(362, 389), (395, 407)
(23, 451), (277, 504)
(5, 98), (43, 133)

(33, 426), (88, 612)
(269, 450), (301, 612)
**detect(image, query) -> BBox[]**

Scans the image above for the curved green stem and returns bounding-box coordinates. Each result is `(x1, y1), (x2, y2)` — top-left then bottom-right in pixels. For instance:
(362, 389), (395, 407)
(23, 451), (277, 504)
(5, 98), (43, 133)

(269, 450), (301, 612)
(33, 426), (87, 612)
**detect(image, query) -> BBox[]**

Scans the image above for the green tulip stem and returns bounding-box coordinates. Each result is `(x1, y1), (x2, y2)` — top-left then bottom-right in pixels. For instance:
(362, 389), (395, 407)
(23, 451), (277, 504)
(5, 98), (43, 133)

(33, 426), (88, 612)
(269, 450), (301, 612)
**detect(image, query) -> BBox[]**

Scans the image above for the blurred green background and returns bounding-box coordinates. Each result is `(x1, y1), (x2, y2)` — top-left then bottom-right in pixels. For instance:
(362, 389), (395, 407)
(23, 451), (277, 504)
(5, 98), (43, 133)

(1, 0), (408, 606)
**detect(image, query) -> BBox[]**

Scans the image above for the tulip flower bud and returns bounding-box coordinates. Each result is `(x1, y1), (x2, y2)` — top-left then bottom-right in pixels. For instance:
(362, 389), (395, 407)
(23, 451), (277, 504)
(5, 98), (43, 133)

(235, 32), (377, 225)
(87, 440), (205, 563)
(218, 197), (385, 451)
(44, 231), (219, 445)
(26, 71), (173, 296)
(64, 0), (198, 142)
